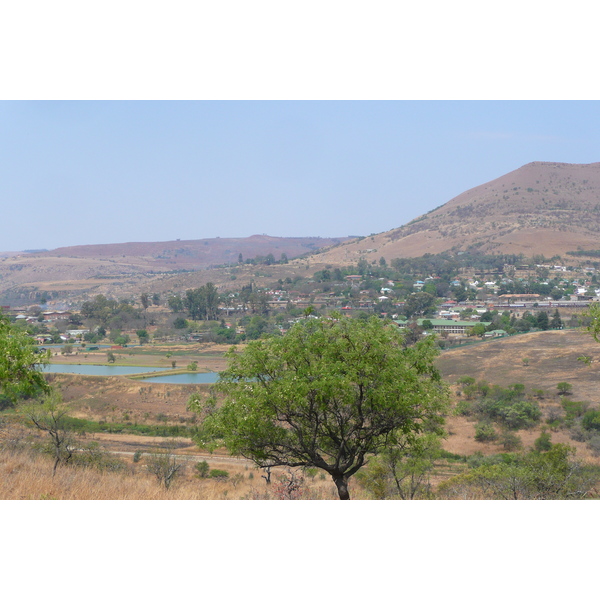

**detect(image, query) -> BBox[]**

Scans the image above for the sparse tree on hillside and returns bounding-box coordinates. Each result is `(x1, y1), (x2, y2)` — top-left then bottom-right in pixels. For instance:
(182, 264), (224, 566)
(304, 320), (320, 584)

(21, 391), (74, 476)
(146, 442), (184, 489)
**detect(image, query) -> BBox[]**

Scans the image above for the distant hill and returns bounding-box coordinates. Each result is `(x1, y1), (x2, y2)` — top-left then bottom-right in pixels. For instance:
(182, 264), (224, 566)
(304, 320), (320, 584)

(314, 162), (600, 265)
(41, 235), (350, 267)
(0, 235), (350, 303)
(4, 161), (600, 304)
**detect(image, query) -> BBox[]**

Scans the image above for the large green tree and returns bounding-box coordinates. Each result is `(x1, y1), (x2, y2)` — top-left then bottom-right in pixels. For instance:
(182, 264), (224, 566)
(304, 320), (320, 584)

(189, 315), (448, 499)
(184, 283), (220, 321)
(0, 311), (50, 402)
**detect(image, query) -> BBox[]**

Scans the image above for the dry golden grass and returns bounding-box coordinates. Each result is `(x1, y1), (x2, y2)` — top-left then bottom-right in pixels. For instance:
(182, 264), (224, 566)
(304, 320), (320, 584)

(0, 442), (348, 500)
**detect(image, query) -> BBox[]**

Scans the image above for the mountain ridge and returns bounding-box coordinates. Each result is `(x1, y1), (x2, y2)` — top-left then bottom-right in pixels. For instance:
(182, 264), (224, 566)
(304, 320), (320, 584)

(312, 161), (600, 265)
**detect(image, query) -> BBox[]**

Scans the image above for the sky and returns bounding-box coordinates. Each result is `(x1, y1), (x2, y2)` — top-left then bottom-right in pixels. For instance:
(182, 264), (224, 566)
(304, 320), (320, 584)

(1, 100), (600, 252)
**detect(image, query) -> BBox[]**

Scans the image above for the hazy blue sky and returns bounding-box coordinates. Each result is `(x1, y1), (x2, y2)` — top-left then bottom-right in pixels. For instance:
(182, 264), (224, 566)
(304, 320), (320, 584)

(1, 101), (598, 252)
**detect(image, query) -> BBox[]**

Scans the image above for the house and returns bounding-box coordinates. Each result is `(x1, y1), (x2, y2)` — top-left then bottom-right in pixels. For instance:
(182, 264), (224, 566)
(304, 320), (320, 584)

(394, 319), (482, 336)
(484, 329), (507, 338)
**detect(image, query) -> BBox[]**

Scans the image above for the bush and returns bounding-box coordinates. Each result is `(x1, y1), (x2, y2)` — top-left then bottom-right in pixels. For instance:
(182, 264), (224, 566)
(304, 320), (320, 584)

(474, 422), (498, 443)
(133, 450), (143, 463)
(71, 442), (126, 472)
(534, 430), (552, 452)
(209, 469), (229, 479)
(499, 431), (523, 451)
(194, 460), (210, 478)
(587, 435), (600, 457)
(455, 401), (473, 417)
(474, 385), (541, 430)
(561, 398), (589, 420)
(146, 445), (184, 489)
(582, 409), (600, 432)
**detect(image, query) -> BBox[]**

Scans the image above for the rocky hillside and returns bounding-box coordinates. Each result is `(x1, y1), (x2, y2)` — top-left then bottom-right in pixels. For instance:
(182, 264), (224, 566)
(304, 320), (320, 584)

(314, 162), (600, 265)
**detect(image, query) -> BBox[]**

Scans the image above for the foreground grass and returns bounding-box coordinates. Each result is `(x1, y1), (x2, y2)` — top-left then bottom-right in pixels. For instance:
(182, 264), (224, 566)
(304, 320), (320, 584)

(0, 445), (344, 500)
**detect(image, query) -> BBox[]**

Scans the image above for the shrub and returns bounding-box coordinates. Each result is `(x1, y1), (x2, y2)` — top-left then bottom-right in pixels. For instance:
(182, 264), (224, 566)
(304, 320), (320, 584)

(474, 422), (498, 443)
(534, 430), (552, 452)
(133, 450), (143, 463)
(499, 431), (523, 451)
(272, 469), (305, 500)
(582, 409), (600, 432)
(146, 445), (184, 489)
(561, 398), (589, 420)
(455, 401), (473, 417)
(194, 460), (210, 478)
(587, 435), (600, 457)
(209, 469), (229, 479)
(72, 441), (126, 472)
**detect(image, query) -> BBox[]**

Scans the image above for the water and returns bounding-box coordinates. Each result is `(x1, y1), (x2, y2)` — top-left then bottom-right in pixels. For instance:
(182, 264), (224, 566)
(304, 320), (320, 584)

(39, 364), (170, 376)
(135, 372), (221, 384)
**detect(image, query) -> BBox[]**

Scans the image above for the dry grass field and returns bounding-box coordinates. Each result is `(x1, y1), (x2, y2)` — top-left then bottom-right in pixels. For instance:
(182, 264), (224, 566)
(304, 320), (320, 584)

(3, 329), (600, 499)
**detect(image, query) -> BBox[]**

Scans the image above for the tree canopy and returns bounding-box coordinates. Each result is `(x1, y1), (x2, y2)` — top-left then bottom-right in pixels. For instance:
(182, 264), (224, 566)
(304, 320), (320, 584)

(189, 315), (448, 499)
(0, 311), (50, 402)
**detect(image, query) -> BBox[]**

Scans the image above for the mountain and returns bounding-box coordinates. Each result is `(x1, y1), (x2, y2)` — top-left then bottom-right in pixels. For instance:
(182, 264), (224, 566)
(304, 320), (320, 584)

(3, 161), (600, 305)
(0, 235), (350, 304)
(313, 162), (600, 265)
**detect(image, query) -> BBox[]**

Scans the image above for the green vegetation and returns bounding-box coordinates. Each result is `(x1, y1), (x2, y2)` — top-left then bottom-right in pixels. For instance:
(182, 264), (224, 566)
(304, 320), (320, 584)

(189, 315), (449, 500)
(438, 444), (598, 499)
(458, 380), (542, 431)
(0, 310), (50, 403)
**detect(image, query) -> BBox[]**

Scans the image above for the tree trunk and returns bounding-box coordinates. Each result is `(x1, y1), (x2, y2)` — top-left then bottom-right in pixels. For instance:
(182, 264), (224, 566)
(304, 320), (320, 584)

(333, 475), (351, 500)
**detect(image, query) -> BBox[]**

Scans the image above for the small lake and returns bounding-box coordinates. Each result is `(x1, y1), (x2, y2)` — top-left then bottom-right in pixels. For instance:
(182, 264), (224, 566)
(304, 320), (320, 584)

(40, 364), (170, 376)
(135, 372), (221, 384)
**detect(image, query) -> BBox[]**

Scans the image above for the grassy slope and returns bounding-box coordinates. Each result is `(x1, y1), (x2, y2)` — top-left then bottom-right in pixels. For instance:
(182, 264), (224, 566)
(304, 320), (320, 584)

(436, 329), (600, 461)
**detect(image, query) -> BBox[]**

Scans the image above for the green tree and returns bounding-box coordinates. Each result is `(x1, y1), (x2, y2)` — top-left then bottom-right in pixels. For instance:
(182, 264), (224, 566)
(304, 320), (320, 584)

(557, 382), (572, 396)
(536, 311), (550, 330)
(168, 295), (184, 313)
(140, 293), (150, 311)
(0, 311), (50, 402)
(403, 292), (437, 319)
(184, 283), (220, 321)
(584, 302), (600, 342)
(189, 315), (448, 500)
(550, 309), (563, 329)
(136, 329), (150, 344)
(468, 323), (486, 337)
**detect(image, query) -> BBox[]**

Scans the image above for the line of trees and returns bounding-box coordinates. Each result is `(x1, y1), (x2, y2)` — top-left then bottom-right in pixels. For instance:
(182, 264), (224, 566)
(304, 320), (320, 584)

(168, 283), (220, 320)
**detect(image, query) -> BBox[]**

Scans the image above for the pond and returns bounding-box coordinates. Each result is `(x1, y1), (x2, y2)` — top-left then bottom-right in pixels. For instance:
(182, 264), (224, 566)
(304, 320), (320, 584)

(39, 364), (171, 376)
(135, 372), (220, 384)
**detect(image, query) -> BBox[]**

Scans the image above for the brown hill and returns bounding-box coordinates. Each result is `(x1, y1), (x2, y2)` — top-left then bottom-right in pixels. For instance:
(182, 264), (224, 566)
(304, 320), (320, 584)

(0, 235), (349, 303)
(43, 235), (348, 266)
(314, 161), (600, 266)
